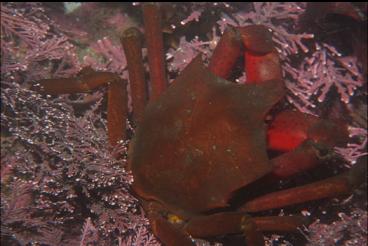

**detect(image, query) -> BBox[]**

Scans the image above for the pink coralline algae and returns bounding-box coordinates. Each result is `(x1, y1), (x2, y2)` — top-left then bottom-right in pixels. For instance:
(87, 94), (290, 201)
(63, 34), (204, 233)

(83, 37), (128, 79)
(1, 2), (367, 246)
(1, 81), (147, 245)
(335, 127), (368, 166)
(1, 3), (150, 245)
(304, 209), (367, 246)
(284, 43), (364, 115)
(1, 3), (81, 80)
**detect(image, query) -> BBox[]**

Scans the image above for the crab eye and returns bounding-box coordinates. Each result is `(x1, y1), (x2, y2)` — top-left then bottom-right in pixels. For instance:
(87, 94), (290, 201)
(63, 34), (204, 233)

(317, 148), (331, 159)
(313, 144), (331, 159)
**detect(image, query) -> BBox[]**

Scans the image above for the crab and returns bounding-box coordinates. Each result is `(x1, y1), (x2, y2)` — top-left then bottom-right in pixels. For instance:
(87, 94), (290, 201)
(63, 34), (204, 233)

(35, 4), (366, 246)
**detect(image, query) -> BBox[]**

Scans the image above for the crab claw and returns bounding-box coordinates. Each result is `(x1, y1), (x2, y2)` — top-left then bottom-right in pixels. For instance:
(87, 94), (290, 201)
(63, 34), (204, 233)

(239, 25), (282, 83)
(209, 25), (282, 83)
(267, 110), (350, 178)
(267, 110), (349, 152)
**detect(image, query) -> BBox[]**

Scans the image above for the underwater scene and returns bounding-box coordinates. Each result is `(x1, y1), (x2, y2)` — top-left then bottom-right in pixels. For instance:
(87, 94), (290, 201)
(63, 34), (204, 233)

(1, 2), (367, 246)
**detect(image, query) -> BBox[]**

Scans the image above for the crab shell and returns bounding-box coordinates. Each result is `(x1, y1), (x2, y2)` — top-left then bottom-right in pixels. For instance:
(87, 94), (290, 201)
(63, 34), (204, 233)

(129, 55), (285, 216)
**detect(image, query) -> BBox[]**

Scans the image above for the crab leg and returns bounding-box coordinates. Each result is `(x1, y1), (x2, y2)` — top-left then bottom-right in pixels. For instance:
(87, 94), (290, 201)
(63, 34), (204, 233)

(252, 216), (308, 232)
(185, 212), (307, 246)
(270, 140), (321, 178)
(240, 157), (366, 212)
(36, 70), (128, 146)
(36, 69), (121, 94)
(242, 219), (266, 246)
(142, 3), (168, 101)
(185, 212), (307, 236)
(121, 27), (147, 123)
(142, 201), (306, 246)
(107, 78), (128, 146)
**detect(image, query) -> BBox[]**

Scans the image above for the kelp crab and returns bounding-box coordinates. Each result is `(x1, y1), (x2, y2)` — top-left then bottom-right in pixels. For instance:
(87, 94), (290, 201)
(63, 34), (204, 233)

(36, 3), (366, 246)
